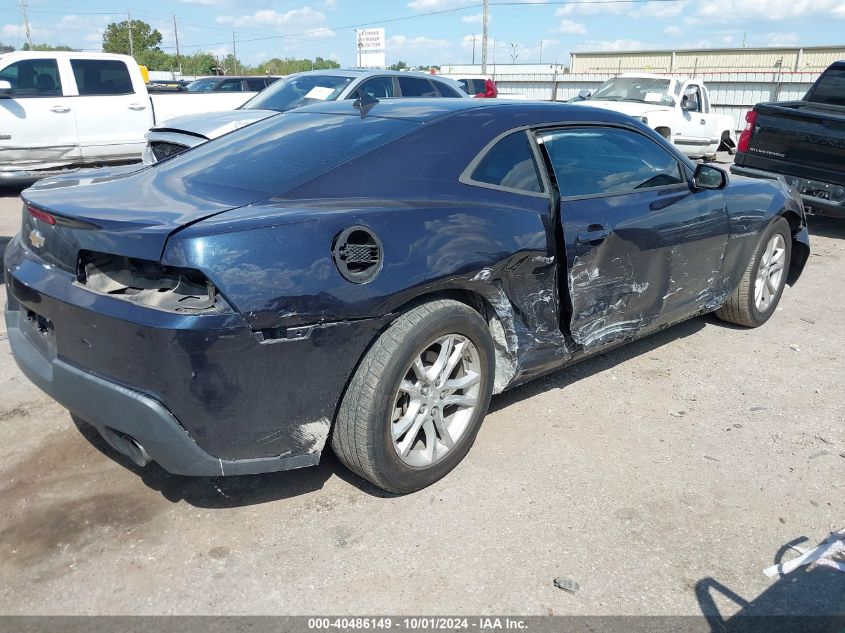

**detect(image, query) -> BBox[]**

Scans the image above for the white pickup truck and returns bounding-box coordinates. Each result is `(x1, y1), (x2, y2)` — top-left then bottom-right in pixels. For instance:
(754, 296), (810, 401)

(571, 73), (737, 159)
(0, 51), (258, 183)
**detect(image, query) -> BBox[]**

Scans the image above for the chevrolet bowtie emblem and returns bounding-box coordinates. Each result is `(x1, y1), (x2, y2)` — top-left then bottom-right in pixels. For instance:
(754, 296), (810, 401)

(28, 229), (45, 249)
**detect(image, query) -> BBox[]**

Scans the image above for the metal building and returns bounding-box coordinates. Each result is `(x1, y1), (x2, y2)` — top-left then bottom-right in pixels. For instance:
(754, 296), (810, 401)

(570, 46), (845, 74)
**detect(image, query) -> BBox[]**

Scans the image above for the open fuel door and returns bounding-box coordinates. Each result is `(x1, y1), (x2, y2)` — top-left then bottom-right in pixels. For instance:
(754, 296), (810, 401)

(536, 125), (729, 351)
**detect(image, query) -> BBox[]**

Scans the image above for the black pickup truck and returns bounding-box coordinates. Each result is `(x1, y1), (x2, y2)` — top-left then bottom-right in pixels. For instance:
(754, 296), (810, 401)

(732, 61), (845, 218)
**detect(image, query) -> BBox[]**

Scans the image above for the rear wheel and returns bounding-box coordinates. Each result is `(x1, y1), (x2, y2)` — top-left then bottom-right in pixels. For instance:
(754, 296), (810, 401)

(331, 300), (495, 494)
(716, 218), (791, 327)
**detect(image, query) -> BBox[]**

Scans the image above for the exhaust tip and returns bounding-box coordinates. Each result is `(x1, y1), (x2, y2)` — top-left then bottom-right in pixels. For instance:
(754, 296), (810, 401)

(100, 427), (151, 468)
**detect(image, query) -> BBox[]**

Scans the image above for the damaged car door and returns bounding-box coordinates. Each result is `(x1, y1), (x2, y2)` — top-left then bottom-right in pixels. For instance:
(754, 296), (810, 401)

(537, 124), (729, 349)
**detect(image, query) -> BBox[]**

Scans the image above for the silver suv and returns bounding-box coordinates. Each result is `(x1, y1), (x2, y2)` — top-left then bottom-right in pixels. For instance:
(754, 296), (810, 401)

(143, 69), (468, 163)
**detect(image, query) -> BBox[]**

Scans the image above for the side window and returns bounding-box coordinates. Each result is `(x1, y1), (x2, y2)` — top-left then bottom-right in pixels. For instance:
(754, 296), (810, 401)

(458, 79), (471, 93)
(71, 59), (133, 96)
(469, 131), (544, 194)
(246, 78), (267, 91)
(217, 79), (242, 91)
(541, 127), (684, 198)
(398, 77), (438, 97)
(356, 76), (395, 99)
(434, 81), (461, 98)
(0, 59), (62, 96)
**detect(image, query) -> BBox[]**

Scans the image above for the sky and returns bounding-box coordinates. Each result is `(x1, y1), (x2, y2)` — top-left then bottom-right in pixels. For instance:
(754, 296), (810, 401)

(1, 0), (844, 68)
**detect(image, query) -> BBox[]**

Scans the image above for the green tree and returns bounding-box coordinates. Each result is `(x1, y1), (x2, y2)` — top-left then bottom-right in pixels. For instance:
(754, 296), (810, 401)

(22, 43), (76, 51)
(257, 57), (339, 75)
(102, 19), (163, 56)
(0, 42), (15, 53)
(181, 52), (217, 76)
(136, 49), (175, 71)
(389, 61), (408, 71)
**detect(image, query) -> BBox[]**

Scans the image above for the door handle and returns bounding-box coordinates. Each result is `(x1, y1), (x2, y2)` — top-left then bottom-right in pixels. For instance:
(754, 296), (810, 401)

(700, 119), (706, 125)
(128, 103), (147, 111)
(50, 105), (70, 113)
(576, 227), (613, 245)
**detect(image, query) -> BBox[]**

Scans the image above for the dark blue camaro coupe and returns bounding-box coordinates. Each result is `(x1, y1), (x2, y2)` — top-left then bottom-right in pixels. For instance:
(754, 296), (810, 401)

(4, 99), (809, 493)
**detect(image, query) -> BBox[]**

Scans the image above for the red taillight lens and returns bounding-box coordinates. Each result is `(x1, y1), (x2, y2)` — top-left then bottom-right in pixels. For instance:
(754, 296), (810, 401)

(737, 110), (757, 153)
(27, 204), (55, 225)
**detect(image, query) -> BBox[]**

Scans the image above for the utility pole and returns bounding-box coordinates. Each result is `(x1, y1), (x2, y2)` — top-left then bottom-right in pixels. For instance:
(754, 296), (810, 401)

(539, 39), (543, 64)
(173, 14), (182, 74)
(472, 34), (476, 65)
(232, 29), (237, 74)
(19, 0), (32, 50)
(127, 10), (135, 58)
(481, 0), (488, 75)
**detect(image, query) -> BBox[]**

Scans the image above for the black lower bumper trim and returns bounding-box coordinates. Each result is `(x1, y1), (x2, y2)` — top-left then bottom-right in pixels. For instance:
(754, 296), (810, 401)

(731, 164), (845, 218)
(5, 307), (319, 477)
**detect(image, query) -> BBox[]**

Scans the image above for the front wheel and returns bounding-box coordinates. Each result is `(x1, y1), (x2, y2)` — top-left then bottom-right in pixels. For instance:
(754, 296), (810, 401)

(716, 218), (791, 328)
(331, 299), (495, 494)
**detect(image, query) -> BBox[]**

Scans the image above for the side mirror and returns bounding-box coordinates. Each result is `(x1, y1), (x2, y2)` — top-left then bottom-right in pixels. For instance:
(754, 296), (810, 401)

(578, 89), (592, 100)
(0, 80), (11, 97)
(693, 163), (727, 190)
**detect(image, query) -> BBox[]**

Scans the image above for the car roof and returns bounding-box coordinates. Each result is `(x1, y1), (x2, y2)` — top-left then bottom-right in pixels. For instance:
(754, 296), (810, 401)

(291, 97), (642, 127)
(193, 76), (278, 81)
(290, 69), (457, 81)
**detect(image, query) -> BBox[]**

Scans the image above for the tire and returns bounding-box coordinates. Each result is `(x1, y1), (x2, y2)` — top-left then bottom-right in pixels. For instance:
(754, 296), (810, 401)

(716, 218), (792, 328)
(331, 299), (495, 494)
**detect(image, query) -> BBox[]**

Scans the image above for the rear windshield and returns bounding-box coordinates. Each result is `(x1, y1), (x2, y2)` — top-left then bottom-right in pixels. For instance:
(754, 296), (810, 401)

(186, 78), (218, 92)
(806, 67), (845, 106)
(151, 112), (418, 195)
(243, 74), (354, 112)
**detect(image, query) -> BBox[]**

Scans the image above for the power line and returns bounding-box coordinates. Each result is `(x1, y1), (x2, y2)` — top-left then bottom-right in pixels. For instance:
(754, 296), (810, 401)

(153, 0), (687, 52)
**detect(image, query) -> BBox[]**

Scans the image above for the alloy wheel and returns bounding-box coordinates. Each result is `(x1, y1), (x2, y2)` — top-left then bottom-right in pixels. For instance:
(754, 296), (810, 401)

(391, 334), (481, 468)
(754, 233), (786, 312)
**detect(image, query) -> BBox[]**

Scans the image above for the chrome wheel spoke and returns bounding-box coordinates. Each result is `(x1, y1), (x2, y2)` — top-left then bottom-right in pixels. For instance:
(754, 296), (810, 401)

(396, 412), (426, 457)
(393, 399), (423, 440)
(764, 275), (777, 297)
(445, 371), (480, 392)
(433, 409), (454, 449)
(427, 336), (454, 383)
(443, 393), (477, 408)
(439, 341), (466, 384)
(400, 380), (419, 396)
(412, 356), (427, 381)
(423, 418), (437, 463)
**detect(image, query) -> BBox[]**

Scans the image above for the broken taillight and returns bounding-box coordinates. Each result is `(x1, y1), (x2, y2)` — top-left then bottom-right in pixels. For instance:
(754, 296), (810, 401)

(27, 203), (56, 225)
(737, 110), (757, 154)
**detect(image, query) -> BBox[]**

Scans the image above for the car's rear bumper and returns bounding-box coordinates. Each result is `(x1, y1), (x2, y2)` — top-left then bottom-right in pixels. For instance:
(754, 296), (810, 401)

(4, 235), (389, 476)
(4, 306), (318, 476)
(731, 164), (845, 218)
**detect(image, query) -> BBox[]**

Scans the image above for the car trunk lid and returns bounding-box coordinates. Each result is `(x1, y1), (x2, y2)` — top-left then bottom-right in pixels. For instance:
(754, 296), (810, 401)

(20, 164), (269, 274)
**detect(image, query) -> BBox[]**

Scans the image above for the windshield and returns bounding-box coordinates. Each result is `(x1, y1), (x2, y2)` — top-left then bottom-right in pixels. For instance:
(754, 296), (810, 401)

(186, 78), (219, 92)
(590, 77), (675, 106)
(242, 74), (354, 112)
(806, 67), (845, 106)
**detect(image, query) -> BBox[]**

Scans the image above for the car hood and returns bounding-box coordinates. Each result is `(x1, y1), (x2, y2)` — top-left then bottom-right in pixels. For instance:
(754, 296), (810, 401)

(571, 100), (671, 118)
(150, 109), (278, 140)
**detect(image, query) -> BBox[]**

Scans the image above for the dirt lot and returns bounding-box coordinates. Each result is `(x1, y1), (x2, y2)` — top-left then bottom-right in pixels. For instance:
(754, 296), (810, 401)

(0, 171), (842, 617)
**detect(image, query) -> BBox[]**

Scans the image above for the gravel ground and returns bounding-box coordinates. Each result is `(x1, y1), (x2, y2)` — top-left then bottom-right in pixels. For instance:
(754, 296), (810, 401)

(0, 167), (842, 617)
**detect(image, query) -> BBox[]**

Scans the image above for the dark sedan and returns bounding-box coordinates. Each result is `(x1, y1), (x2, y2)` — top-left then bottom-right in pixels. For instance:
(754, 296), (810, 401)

(4, 100), (809, 493)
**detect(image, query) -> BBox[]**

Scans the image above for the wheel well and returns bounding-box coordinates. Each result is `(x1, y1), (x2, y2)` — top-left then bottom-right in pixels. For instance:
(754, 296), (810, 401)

(779, 210), (810, 285)
(388, 288), (518, 393)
